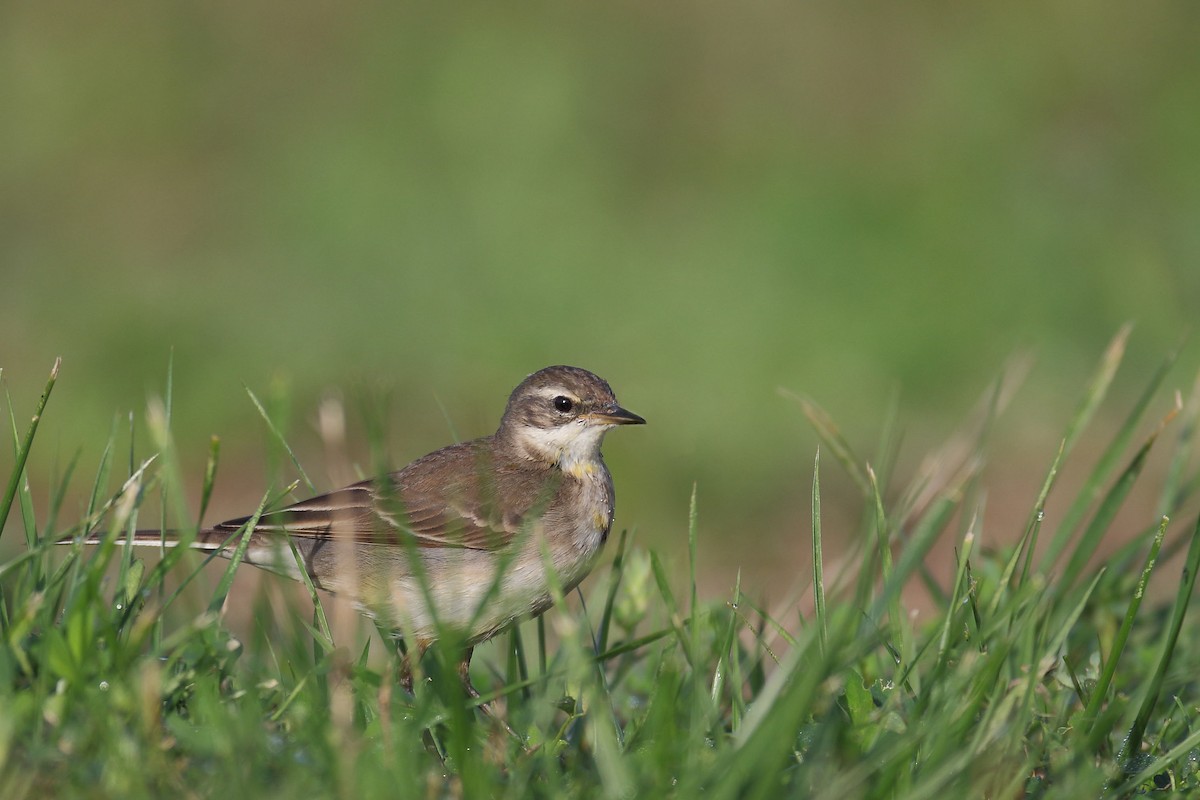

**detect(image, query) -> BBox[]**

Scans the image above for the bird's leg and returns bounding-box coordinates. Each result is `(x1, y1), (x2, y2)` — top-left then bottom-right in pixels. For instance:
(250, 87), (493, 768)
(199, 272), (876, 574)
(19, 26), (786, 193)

(457, 647), (524, 744)
(399, 642), (523, 742)
(398, 639), (431, 695)
(399, 657), (414, 695)
(456, 646), (479, 699)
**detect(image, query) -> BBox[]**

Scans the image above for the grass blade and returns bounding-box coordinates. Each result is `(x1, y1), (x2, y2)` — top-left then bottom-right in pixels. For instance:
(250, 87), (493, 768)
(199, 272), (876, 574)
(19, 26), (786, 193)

(781, 389), (869, 495)
(197, 435), (221, 525)
(1061, 323), (1131, 457)
(936, 513), (978, 667)
(812, 449), (826, 654)
(1121, 511), (1200, 761)
(1080, 516), (1168, 748)
(1058, 400), (1178, 592)
(1039, 337), (1179, 573)
(1, 358), (61, 543)
(207, 491), (272, 615)
(245, 384), (315, 493)
(596, 527), (631, 656)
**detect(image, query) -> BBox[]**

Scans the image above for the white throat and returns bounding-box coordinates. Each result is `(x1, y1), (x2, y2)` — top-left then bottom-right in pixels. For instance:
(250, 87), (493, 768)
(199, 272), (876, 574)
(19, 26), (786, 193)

(516, 421), (610, 476)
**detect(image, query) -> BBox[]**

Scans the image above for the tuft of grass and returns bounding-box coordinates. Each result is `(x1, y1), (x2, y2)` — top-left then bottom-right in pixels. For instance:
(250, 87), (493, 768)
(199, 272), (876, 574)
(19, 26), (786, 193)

(4, 334), (1200, 798)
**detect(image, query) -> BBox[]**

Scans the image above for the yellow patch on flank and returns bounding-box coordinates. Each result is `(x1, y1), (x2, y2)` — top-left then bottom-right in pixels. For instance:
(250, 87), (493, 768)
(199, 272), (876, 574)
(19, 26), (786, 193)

(593, 511), (608, 530)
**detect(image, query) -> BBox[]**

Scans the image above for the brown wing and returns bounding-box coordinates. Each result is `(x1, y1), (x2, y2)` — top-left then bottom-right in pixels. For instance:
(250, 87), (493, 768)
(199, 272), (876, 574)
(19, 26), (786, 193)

(210, 440), (554, 552)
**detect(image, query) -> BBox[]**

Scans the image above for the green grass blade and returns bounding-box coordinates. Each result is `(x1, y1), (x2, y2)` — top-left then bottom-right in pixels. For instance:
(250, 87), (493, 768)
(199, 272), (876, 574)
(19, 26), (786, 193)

(1058, 404), (1176, 592)
(863, 464), (892, 594)
(596, 527), (631, 656)
(812, 449), (826, 654)
(781, 389), (869, 495)
(198, 435), (221, 525)
(1158, 378), (1199, 519)
(1121, 511), (1200, 761)
(285, 536), (334, 649)
(710, 571), (743, 711)
(1044, 568), (1105, 661)
(1061, 323), (1131, 457)
(245, 383), (315, 493)
(41, 450), (80, 544)
(874, 490), (958, 625)
(936, 514), (977, 668)
(649, 551), (691, 667)
(1014, 438), (1065, 591)
(207, 492), (272, 615)
(870, 384), (904, 501)
(718, 627), (829, 799)
(84, 420), (117, 535)
(1, 358), (61, 543)
(687, 482), (699, 663)
(15, 459), (38, 552)
(1080, 516), (1168, 748)
(1039, 338), (1179, 573)
(1112, 725), (1200, 796)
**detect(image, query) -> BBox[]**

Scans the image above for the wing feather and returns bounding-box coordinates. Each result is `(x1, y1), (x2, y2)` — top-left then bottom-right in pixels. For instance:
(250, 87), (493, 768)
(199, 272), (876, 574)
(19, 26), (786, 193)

(210, 441), (551, 552)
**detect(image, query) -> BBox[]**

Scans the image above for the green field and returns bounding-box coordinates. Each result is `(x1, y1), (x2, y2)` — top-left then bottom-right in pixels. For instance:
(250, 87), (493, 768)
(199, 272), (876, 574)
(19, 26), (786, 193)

(4, 2), (1200, 796)
(4, 333), (1200, 797)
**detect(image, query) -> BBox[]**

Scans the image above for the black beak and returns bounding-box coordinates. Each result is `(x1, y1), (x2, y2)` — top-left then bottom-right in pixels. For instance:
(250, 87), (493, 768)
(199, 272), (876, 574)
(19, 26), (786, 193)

(591, 404), (646, 425)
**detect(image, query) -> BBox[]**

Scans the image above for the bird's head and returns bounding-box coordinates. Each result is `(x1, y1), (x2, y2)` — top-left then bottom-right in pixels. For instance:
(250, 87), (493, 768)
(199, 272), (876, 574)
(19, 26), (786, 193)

(498, 365), (645, 472)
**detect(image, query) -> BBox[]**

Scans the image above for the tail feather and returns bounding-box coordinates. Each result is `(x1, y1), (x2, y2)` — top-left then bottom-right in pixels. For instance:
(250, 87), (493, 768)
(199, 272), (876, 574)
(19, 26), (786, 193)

(64, 528), (236, 551)
(61, 527), (318, 587)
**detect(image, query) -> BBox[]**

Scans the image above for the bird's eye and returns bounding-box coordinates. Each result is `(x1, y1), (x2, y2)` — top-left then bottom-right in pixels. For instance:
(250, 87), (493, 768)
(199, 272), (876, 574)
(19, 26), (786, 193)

(553, 396), (574, 413)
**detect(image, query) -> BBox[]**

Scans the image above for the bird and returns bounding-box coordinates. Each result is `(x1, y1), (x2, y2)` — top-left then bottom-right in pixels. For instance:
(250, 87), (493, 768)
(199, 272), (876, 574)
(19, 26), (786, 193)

(77, 365), (644, 701)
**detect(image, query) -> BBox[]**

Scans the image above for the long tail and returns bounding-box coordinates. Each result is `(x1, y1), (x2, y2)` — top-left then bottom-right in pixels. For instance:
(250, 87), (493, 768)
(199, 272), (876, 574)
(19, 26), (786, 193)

(61, 527), (325, 588)
(65, 528), (238, 553)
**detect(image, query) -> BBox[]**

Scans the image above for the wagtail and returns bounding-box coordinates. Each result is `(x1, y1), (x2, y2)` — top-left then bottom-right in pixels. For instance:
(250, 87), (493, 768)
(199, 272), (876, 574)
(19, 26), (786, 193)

(79, 365), (644, 697)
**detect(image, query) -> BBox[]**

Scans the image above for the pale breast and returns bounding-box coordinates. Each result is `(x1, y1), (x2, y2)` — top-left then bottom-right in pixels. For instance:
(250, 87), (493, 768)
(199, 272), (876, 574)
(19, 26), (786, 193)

(562, 458), (614, 534)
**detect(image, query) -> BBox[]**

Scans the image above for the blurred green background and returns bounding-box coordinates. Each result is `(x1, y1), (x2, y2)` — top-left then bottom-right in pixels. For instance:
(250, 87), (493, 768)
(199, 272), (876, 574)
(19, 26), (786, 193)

(3, 2), (1199, 591)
